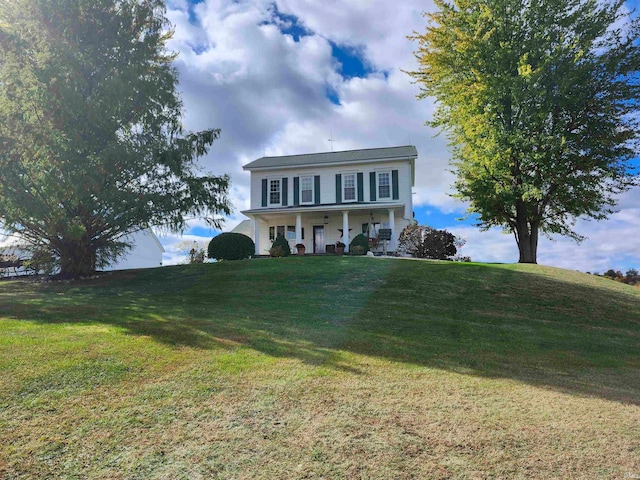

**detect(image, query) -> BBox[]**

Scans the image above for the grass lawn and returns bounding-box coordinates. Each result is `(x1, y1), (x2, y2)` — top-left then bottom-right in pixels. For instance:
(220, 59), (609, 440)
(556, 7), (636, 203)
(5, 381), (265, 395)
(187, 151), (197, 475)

(0, 256), (639, 479)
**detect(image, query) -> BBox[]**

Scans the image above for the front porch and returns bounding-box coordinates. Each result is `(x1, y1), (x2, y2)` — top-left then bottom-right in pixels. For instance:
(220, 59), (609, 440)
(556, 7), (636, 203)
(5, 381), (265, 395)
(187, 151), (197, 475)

(244, 203), (408, 256)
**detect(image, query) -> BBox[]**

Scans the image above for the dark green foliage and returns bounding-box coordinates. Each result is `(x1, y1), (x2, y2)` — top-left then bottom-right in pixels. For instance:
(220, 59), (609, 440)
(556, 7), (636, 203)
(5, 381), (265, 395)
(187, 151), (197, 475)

(626, 269), (639, 285)
(207, 233), (254, 261)
(349, 234), (370, 255)
(409, 0), (640, 263)
(271, 235), (291, 257)
(398, 224), (463, 260)
(599, 268), (639, 285)
(0, 0), (231, 278)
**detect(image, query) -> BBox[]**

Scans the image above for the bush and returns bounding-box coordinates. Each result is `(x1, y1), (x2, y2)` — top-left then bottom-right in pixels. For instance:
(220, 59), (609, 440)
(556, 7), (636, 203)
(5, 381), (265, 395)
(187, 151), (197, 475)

(269, 246), (285, 257)
(398, 224), (464, 260)
(189, 246), (206, 264)
(349, 234), (369, 255)
(207, 233), (254, 261)
(271, 235), (291, 257)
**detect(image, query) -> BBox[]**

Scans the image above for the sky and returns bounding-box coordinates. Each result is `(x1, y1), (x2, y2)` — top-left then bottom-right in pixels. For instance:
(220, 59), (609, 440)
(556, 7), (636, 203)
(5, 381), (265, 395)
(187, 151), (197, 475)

(159, 0), (640, 273)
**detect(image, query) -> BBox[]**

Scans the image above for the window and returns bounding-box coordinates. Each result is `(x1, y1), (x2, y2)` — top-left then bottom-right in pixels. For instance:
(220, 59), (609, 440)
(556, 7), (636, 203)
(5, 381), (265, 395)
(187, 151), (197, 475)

(343, 173), (356, 201)
(363, 222), (381, 238)
(301, 176), (313, 204)
(269, 225), (304, 242)
(269, 179), (281, 205)
(378, 172), (390, 199)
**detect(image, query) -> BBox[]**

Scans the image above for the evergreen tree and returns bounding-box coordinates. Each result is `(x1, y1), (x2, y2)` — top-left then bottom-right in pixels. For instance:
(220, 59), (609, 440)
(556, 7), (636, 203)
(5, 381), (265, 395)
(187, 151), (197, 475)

(0, 0), (231, 277)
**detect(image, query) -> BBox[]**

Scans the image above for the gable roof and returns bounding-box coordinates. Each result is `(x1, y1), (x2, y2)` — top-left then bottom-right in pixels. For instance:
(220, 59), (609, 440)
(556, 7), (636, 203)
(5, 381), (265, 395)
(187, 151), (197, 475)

(243, 145), (417, 170)
(230, 219), (252, 236)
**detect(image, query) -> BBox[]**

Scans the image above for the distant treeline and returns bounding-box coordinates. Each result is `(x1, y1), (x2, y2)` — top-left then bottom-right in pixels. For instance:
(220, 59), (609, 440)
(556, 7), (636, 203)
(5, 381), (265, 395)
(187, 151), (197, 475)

(588, 269), (639, 286)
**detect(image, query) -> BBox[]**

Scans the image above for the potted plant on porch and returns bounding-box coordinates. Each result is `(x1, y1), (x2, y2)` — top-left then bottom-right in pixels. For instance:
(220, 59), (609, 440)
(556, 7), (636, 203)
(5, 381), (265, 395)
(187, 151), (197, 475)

(335, 241), (345, 255)
(295, 243), (306, 255)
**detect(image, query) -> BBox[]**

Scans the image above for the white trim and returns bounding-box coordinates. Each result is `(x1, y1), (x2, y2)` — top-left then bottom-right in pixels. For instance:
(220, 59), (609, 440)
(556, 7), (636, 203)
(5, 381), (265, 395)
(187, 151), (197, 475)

(295, 214), (302, 245)
(242, 201), (404, 216)
(244, 155), (416, 172)
(253, 218), (260, 255)
(342, 211), (350, 252)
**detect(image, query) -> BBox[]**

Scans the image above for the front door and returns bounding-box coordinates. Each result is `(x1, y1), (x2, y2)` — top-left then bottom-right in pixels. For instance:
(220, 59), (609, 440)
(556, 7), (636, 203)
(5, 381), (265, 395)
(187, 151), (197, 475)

(313, 226), (325, 254)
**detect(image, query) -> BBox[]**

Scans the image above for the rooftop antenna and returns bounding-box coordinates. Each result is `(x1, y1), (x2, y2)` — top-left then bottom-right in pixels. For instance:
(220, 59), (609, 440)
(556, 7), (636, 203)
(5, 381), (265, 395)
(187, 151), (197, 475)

(328, 130), (334, 152)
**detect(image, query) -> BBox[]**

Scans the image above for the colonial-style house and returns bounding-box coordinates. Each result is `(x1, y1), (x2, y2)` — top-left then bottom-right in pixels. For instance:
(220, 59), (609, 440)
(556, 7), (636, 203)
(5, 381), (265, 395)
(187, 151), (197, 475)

(241, 145), (418, 255)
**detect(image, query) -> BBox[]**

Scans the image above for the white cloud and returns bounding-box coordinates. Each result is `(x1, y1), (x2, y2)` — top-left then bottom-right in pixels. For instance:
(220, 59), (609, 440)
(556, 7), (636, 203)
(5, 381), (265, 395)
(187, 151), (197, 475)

(449, 190), (640, 271)
(156, 0), (640, 273)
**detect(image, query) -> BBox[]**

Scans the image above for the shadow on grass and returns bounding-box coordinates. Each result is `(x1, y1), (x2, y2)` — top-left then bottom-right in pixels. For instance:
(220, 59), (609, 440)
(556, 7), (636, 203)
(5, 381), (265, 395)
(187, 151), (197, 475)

(1, 258), (639, 404)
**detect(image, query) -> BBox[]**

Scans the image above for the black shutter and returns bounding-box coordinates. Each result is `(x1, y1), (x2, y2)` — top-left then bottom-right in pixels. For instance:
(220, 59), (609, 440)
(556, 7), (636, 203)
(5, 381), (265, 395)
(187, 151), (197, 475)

(369, 172), (376, 201)
(335, 174), (342, 204)
(293, 177), (299, 206)
(392, 170), (399, 200)
(314, 175), (321, 204)
(357, 173), (364, 202)
(282, 177), (288, 206)
(262, 179), (268, 207)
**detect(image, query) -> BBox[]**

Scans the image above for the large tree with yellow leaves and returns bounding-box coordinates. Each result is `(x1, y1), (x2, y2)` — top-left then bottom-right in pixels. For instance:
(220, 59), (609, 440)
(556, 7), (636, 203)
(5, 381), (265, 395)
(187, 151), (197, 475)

(410, 0), (639, 263)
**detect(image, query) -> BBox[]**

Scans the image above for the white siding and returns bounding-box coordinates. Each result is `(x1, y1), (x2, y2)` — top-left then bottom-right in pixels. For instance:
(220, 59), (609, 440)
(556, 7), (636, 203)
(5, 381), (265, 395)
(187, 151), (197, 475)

(245, 155), (415, 255)
(106, 230), (164, 271)
(249, 159), (413, 213)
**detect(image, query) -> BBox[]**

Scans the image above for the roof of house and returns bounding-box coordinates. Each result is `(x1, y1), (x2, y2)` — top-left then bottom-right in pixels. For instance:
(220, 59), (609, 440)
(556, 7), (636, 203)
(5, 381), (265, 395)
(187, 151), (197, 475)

(243, 145), (417, 170)
(230, 219), (252, 236)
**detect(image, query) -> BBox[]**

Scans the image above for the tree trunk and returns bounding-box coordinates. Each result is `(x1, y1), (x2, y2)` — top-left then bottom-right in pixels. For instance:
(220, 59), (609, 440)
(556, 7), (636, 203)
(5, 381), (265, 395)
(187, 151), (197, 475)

(514, 202), (538, 264)
(57, 240), (97, 278)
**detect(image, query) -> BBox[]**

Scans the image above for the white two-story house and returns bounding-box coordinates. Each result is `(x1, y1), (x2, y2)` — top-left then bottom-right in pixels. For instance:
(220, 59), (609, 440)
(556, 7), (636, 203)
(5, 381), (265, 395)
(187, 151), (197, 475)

(241, 145), (418, 255)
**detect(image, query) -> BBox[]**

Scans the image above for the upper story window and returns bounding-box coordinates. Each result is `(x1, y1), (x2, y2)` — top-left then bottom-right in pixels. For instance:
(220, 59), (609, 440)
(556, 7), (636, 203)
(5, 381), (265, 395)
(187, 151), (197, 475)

(269, 179), (281, 205)
(343, 173), (356, 202)
(378, 172), (391, 199)
(301, 176), (313, 204)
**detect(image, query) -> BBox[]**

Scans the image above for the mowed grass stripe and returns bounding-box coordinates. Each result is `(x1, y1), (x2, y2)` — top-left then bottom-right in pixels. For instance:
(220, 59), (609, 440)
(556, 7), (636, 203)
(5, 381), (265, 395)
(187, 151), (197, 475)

(0, 257), (639, 479)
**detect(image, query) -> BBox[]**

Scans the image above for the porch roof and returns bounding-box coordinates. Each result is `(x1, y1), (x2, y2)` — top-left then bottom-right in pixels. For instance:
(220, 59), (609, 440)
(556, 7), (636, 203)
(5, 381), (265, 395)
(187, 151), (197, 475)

(242, 201), (404, 217)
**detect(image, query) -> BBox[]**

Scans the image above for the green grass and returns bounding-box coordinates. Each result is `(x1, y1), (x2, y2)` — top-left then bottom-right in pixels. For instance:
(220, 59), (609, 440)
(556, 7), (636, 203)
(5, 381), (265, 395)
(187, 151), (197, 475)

(1, 257), (639, 479)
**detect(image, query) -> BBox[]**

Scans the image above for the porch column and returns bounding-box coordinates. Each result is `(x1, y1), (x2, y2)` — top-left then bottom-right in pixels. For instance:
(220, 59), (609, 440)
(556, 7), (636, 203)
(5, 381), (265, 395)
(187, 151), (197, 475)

(388, 208), (395, 251)
(295, 213), (302, 248)
(253, 217), (260, 255)
(342, 210), (350, 253)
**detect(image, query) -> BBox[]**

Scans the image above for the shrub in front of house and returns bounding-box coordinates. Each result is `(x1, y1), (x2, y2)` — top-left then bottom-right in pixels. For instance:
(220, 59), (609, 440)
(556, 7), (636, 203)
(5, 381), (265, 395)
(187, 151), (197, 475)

(349, 234), (369, 255)
(207, 233), (255, 261)
(398, 224), (464, 260)
(270, 235), (291, 257)
(269, 246), (285, 257)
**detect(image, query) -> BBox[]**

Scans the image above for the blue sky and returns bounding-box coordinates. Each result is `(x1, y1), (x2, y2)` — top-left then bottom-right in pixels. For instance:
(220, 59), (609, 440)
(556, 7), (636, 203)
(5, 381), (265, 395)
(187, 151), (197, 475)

(162, 0), (640, 272)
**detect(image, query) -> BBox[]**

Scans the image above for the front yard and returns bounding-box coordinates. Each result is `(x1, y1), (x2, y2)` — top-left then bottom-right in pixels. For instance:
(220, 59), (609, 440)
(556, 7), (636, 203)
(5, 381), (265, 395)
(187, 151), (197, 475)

(1, 257), (639, 478)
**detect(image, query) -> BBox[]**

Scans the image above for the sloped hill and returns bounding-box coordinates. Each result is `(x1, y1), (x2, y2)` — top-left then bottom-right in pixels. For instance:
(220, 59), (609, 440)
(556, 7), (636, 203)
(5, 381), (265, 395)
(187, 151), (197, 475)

(1, 257), (638, 478)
